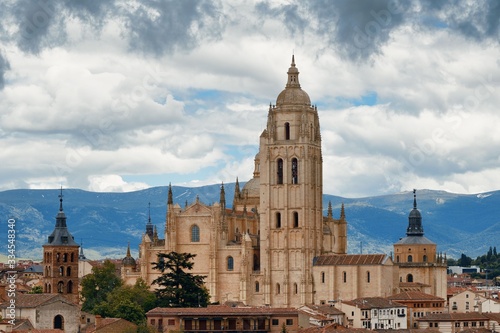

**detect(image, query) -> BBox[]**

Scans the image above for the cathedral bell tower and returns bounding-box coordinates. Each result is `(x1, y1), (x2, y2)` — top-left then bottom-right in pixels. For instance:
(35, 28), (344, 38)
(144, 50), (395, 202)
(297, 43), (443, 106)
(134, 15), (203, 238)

(259, 56), (323, 306)
(42, 189), (80, 304)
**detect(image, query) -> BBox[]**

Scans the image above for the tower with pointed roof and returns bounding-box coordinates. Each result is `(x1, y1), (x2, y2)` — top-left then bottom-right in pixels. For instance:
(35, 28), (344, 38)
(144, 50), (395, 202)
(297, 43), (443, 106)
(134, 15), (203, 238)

(393, 190), (447, 299)
(42, 189), (80, 304)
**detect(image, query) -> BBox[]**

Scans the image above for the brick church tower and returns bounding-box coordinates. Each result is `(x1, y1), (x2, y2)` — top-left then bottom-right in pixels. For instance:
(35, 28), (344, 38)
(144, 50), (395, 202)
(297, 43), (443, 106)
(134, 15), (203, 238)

(43, 189), (80, 304)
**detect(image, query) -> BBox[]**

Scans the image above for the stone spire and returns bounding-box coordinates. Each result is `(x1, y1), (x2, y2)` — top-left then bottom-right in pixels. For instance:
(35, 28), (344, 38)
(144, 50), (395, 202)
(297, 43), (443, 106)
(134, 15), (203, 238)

(79, 240), (87, 260)
(168, 182), (173, 205)
(146, 202), (154, 239)
(406, 189), (424, 236)
(327, 201), (333, 219)
(340, 203), (346, 220)
(45, 188), (78, 246)
(220, 182), (226, 210)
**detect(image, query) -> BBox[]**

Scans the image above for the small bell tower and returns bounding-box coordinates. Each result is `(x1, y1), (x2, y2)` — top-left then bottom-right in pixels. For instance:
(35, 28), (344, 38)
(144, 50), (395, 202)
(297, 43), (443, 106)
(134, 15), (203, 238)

(42, 188), (80, 304)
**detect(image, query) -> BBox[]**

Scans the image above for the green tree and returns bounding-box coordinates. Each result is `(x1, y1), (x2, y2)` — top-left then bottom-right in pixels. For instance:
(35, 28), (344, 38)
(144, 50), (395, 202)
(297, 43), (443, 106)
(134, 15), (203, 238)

(94, 278), (156, 325)
(81, 260), (123, 312)
(152, 252), (210, 307)
(457, 253), (472, 267)
(28, 285), (43, 294)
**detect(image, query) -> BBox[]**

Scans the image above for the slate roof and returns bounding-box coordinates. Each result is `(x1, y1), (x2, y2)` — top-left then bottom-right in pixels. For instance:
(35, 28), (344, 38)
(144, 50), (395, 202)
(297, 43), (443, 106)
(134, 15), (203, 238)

(313, 254), (389, 266)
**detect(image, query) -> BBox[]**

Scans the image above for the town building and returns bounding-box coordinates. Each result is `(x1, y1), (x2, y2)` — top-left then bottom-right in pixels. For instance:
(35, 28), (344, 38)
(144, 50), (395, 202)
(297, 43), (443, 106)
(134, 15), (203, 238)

(417, 312), (493, 333)
(449, 289), (488, 313)
(0, 294), (79, 332)
(480, 298), (500, 313)
(387, 291), (446, 328)
(298, 304), (345, 327)
(146, 305), (299, 333)
(122, 56), (447, 308)
(338, 297), (407, 329)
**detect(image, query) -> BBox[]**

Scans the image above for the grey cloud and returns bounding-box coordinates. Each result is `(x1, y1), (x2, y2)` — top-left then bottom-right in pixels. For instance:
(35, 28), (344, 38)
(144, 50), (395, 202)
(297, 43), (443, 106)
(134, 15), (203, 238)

(123, 0), (226, 55)
(7, 0), (226, 56)
(255, 0), (409, 62)
(0, 52), (10, 89)
(306, 0), (409, 62)
(419, 0), (500, 42)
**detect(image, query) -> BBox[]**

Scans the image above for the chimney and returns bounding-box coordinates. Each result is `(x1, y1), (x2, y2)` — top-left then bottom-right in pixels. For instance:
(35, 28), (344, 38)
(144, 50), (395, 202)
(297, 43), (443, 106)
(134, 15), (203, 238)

(95, 314), (102, 328)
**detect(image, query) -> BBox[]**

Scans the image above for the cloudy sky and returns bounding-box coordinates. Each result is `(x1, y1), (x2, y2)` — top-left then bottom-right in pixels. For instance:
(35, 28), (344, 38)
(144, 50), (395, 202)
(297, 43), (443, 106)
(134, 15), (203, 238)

(1, 0), (499, 198)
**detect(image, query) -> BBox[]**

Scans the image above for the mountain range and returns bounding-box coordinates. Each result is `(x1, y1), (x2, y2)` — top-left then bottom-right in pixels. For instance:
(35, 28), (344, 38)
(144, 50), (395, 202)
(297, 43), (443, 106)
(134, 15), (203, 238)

(0, 184), (498, 261)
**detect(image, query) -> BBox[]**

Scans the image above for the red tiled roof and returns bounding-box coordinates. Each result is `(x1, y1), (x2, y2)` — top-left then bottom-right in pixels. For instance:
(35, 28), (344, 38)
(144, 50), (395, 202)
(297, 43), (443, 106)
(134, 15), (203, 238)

(0, 293), (77, 308)
(399, 282), (431, 287)
(148, 305), (298, 316)
(342, 297), (405, 309)
(418, 313), (489, 321)
(388, 291), (445, 301)
(12, 328), (64, 333)
(314, 254), (389, 266)
(298, 322), (368, 333)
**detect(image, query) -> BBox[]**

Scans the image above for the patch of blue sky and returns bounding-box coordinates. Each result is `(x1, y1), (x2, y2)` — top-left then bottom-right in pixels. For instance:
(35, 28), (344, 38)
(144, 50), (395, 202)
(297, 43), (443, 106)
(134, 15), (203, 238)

(350, 91), (378, 106)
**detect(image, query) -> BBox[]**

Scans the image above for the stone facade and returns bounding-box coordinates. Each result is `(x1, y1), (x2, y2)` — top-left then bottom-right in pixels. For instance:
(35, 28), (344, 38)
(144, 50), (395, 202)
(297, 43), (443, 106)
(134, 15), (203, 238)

(0, 294), (79, 332)
(123, 56), (447, 308)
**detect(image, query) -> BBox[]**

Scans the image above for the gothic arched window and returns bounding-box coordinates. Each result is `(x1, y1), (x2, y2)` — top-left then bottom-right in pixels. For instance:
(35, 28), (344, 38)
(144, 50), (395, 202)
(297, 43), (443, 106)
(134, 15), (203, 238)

(285, 122), (290, 140)
(253, 254), (260, 271)
(277, 159), (283, 184)
(293, 211), (299, 228)
(408, 255), (413, 262)
(291, 158), (298, 184)
(227, 256), (234, 271)
(407, 274), (413, 283)
(67, 280), (73, 293)
(66, 267), (71, 277)
(276, 212), (281, 228)
(57, 281), (64, 293)
(191, 225), (200, 242)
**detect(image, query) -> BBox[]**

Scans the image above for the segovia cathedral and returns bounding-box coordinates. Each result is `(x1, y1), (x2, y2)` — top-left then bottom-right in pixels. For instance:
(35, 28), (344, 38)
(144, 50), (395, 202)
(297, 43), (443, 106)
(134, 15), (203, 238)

(120, 56), (447, 308)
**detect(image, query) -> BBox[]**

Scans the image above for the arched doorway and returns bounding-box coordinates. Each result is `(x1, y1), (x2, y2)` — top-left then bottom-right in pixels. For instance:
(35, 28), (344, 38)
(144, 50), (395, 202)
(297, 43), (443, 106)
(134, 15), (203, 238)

(54, 315), (64, 330)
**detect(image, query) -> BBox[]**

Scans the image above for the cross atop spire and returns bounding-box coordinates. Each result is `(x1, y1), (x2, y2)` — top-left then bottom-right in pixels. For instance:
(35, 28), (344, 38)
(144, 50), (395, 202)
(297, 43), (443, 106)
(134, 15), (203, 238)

(413, 189), (417, 209)
(59, 186), (64, 212)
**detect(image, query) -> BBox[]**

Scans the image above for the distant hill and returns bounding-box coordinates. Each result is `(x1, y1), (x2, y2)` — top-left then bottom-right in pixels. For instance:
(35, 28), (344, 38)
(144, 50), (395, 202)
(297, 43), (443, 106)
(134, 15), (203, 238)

(0, 185), (498, 261)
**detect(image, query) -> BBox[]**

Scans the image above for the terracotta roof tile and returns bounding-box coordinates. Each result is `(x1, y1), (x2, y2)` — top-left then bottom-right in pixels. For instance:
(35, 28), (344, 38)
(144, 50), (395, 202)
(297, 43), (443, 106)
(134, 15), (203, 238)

(147, 305), (298, 316)
(314, 254), (389, 266)
(387, 291), (445, 301)
(0, 294), (77, 308)
(342, 297), (405, 309)
(418, 313), (489, 321)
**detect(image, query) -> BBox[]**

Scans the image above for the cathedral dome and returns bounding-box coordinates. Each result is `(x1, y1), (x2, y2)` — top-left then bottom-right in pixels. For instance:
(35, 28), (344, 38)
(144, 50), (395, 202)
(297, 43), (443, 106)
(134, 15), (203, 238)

(122, 243), (136, 267)
(242, 177), (260, 198)
(276, 55), (311, 107)
(122, 255), (136, 267)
